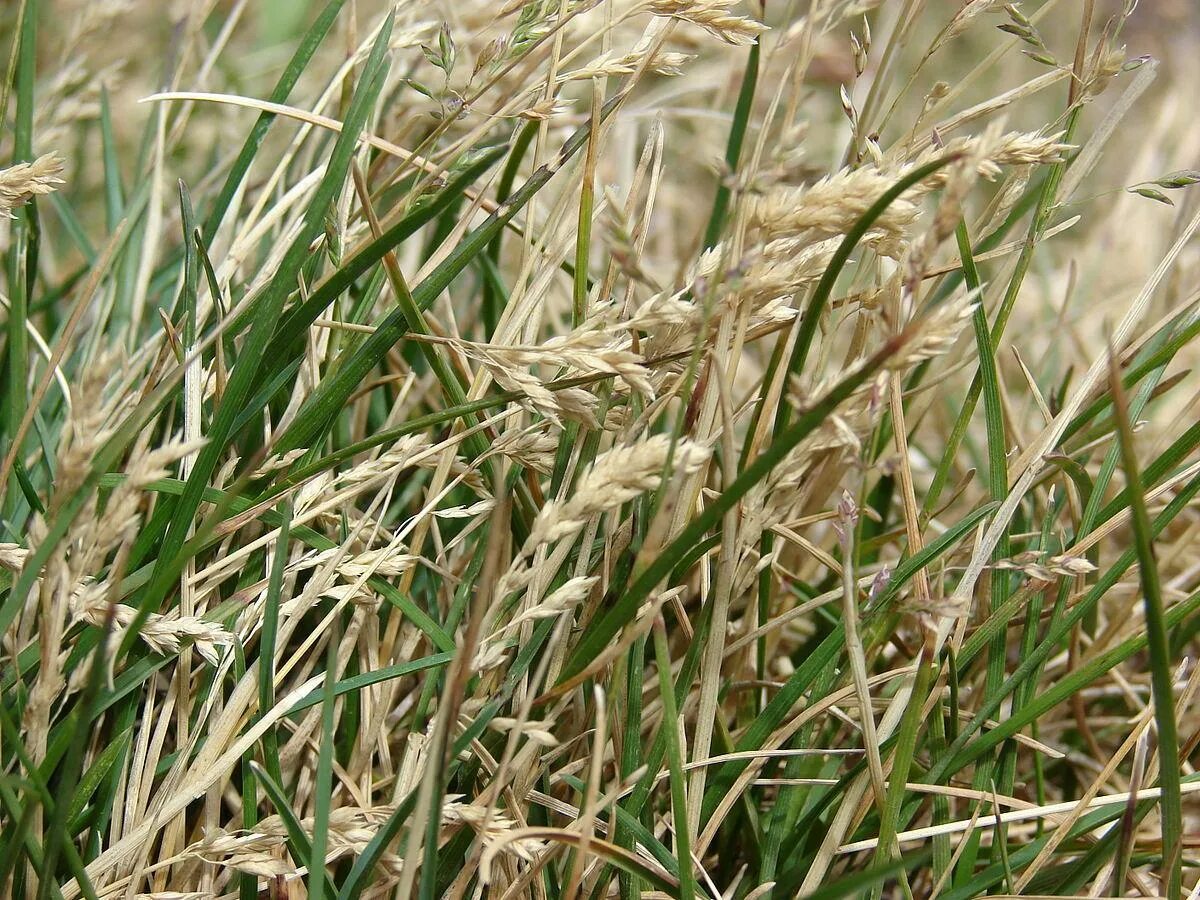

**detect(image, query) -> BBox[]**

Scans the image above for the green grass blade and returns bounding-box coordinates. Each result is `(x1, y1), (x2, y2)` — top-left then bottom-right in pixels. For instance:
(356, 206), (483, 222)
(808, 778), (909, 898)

(308, 632), (339, 900)
(702, 40), (758, 249)
(200, 0), (349, 241)
(561, 157), (960, 686)
(257, 499), (292, 786)
(251, 762), (337, 898)
(270, 96), (624, 454)
(1109, 349), (1182, 899)
(652, 616), (696, 900)
(127, 11), (395, 643)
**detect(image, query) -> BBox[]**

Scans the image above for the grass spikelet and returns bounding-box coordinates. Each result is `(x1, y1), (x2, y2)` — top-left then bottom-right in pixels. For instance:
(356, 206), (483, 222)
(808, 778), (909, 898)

(647, 0), (767, 46)
(750, 166), (926, 258)
(526, 434), (710, 549)
(0, 152), (64, 215)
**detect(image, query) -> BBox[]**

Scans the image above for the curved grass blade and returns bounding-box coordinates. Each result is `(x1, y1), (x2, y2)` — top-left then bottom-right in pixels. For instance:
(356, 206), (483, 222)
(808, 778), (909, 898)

(774, 155), (960, 433)
(559, 155), (961, 686)
(286, 652), (453, 715)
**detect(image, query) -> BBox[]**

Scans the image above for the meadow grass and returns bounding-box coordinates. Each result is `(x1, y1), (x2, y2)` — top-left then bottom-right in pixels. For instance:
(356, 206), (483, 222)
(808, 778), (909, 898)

(1, 0), (1199, 896)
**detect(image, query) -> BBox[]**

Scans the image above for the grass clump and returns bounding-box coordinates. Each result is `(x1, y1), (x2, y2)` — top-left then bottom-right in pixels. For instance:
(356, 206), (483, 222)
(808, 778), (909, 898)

(1, 0), (1199, 896)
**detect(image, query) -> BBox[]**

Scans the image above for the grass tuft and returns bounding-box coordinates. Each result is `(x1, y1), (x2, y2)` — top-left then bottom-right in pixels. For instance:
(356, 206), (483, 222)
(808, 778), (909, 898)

(1, 1), (1199, 897)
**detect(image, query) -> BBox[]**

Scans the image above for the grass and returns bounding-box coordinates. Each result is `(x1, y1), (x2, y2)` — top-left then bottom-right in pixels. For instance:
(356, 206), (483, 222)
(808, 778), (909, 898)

(1, 0), (1199, 897)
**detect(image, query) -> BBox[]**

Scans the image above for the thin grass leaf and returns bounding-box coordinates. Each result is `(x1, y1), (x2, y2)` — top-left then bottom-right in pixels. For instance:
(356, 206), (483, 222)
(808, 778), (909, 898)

(251, 762), (337, 897)
(127, 11), (396, 646)
(1108, 347), (1183, 900)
